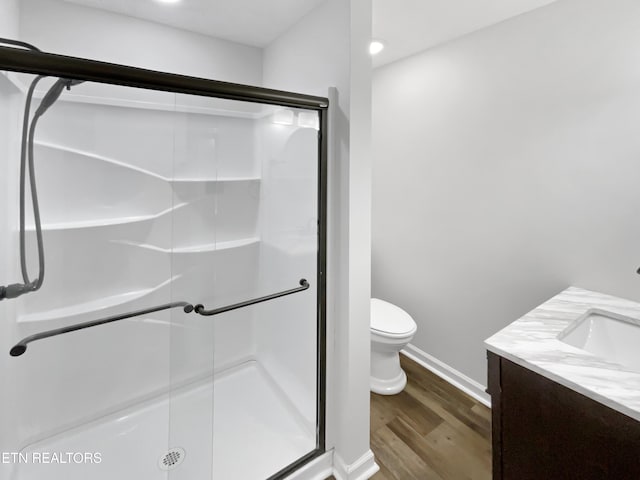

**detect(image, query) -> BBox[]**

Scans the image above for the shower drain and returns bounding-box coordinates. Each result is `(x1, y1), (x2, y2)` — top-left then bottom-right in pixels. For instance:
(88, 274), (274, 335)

(158, 447), (186, 471)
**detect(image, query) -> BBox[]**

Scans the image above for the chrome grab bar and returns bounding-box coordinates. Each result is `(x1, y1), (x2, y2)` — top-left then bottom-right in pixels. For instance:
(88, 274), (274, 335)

(9, 279), (310, 357)
(193, 278), (309, 316)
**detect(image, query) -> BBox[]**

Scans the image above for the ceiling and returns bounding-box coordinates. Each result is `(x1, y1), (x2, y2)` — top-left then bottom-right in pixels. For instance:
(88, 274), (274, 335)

(62, 0), (558, 63)
(373, 0), (558, 68)
(62, 0), (325, 47)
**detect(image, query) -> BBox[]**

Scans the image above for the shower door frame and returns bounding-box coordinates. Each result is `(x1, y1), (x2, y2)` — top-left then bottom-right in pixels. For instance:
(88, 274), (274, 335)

(0, 45), (328, 480)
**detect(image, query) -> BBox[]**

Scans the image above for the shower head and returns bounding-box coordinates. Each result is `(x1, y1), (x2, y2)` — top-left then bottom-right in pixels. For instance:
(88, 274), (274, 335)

(34, 78), (84, 117)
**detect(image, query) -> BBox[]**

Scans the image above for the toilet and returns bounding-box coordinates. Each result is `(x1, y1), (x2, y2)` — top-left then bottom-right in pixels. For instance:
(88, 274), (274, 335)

(370, 298), (417, 395)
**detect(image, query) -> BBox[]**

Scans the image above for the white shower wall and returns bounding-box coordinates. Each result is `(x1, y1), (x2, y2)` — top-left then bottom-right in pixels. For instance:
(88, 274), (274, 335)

(2, 78), (320, 480)
(0, 77), (21, 464)
(0, 2), (20, 463)
(6, 78), (263, 445)
(1, 0), (292, 459)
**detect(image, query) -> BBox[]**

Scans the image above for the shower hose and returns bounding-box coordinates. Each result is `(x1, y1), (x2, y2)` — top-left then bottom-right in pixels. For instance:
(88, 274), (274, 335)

(0, 38), (83, 301)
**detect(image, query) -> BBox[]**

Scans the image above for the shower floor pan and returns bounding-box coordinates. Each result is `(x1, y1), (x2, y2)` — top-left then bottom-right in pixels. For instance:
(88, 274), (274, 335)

(12, 361), (315, 480)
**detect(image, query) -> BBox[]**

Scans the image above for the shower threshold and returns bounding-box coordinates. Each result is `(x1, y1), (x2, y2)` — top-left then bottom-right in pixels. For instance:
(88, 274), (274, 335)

(11, 360), (315, 480)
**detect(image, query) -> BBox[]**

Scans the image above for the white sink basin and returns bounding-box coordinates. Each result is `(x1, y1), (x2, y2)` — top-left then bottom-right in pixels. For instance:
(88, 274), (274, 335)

(560, 310), (640, 372)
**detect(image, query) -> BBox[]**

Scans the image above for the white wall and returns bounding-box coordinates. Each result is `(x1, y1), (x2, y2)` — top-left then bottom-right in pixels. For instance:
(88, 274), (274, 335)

(0, 81), (18, 478)
(264, 0), (376, 477)
(0, 0), (19, 39)
(0, 0), (20, 299)
(0, 2), (21, 470)
(372, 0), (640, 388)
(0, 0), (20, 324)
(19, 0), (261, 84)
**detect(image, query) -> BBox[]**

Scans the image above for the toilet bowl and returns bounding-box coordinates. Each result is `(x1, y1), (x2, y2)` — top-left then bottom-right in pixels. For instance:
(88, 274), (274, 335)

(370, 298), (417, 395)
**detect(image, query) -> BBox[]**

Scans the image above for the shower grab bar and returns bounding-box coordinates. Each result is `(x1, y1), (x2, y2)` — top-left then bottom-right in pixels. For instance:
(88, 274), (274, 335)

(9, 279), (310, 356)
(192, 278), (310, 316)
(9, 301), (195, 357)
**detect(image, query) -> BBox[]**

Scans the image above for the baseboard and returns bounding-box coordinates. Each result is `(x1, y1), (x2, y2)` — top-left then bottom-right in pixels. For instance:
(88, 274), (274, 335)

(283, 451), (333, 480)
(333, 450), (379, 480)
(402, 344), (491, 407)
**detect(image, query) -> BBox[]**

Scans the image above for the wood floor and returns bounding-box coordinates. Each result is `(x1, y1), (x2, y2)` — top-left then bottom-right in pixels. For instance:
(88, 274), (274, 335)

(328, 354), (492, 480)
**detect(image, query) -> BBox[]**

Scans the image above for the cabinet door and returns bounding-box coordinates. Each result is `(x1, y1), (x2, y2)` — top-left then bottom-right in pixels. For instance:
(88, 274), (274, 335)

(489, 353), (640, 480)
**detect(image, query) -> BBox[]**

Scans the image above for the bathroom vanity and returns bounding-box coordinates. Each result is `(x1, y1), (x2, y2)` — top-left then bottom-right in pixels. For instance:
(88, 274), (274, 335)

(485, 287), (640, 480)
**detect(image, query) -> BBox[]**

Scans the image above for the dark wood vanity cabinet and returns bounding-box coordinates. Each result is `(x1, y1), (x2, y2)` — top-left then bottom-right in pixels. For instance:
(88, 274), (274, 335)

(487, 351), (640, 480)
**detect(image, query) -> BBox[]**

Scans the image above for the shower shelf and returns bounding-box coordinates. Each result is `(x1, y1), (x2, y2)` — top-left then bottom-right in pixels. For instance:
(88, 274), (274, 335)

(116, 237), (260, 254)
(35, 141), (261, 185)
(17, 237), (260, 324)
(25, 203), (188, 232)
(170, 177), (260, 184)
(17, 276), (179, 325)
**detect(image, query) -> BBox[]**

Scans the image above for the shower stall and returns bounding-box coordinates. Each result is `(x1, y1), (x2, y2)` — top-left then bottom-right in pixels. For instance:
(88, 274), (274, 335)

(0, 43), (327, 480)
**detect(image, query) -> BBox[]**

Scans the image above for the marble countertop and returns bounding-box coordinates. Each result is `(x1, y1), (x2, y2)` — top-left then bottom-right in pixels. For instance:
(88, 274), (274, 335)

(485, 286), (640, 421)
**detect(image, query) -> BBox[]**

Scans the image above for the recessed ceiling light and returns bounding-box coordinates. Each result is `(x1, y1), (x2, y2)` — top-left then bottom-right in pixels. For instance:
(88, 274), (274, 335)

(369, 41), (385, 56)
(156, 0), (181, 4)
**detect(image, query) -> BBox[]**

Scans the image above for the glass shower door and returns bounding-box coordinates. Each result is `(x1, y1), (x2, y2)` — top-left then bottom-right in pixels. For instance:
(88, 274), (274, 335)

(2, 52), (326, 480)
(166, 94), (321, 480)
(3, 74), (184, 479)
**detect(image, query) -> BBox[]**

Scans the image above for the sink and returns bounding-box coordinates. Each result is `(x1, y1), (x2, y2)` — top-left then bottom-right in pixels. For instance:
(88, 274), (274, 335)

(559, 309), (640, 372)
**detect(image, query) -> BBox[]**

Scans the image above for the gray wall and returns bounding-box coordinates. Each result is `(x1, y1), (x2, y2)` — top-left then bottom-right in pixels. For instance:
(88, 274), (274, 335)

(372, 0), (640, 386)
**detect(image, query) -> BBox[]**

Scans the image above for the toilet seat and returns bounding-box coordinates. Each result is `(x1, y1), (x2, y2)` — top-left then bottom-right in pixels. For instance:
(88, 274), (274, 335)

(371, 298), (417, 337)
